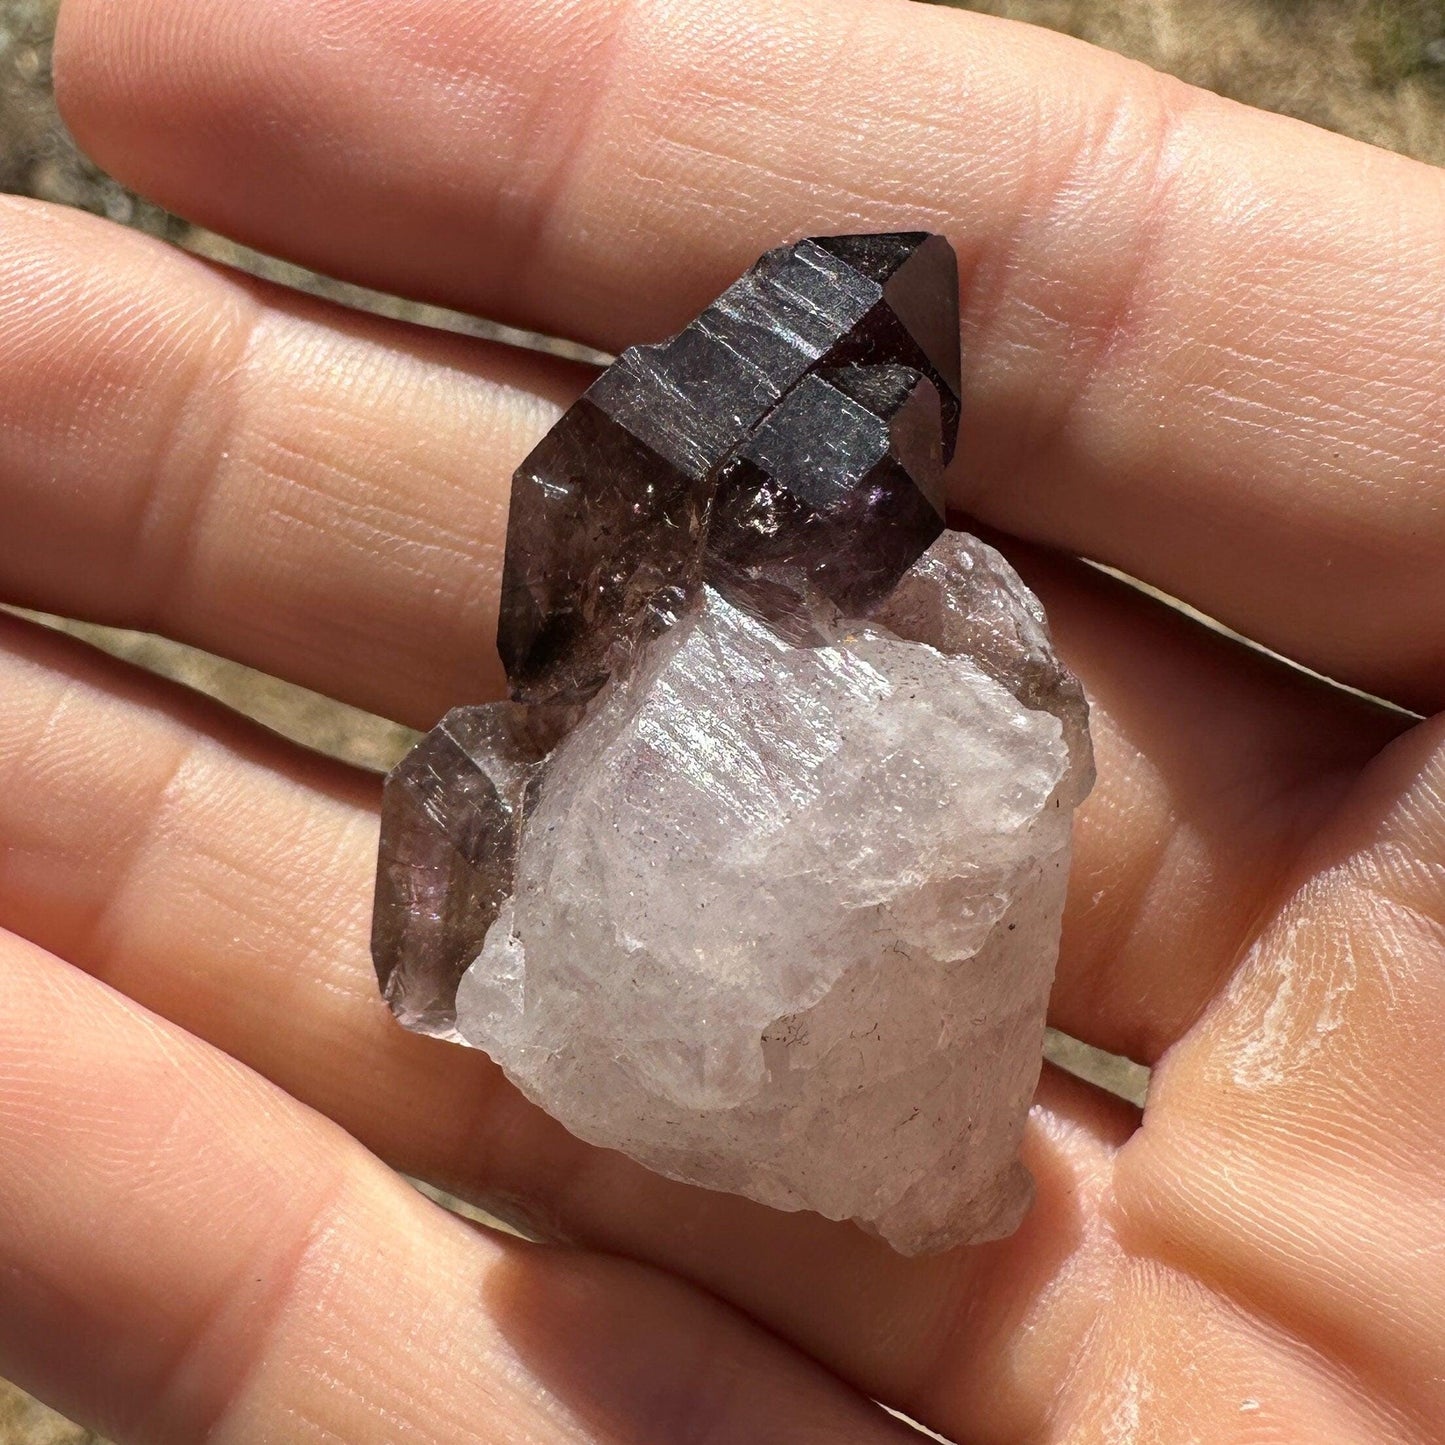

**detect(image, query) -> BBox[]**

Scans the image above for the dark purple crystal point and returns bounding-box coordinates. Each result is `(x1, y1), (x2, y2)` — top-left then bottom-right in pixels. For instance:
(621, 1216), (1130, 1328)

(805, 232), (961, 461)
(496, 232), (960, 703)
(371, 703), (577, 1035)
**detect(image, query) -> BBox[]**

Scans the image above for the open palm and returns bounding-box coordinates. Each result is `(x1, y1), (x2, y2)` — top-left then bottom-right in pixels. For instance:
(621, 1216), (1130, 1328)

(2, 1), (1442, 1440)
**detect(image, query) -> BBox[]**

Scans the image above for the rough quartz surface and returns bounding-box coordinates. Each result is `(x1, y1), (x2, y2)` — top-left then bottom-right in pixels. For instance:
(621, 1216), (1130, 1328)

(372, 231), (1093, 1253)
(457, 578), (1079, 1249)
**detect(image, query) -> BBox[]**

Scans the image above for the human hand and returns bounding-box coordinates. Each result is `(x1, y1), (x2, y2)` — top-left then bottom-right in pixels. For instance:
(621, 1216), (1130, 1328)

(1, 1), (1442, 1440)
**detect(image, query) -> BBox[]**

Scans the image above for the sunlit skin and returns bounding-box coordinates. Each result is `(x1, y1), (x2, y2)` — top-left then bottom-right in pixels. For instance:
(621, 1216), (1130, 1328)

(0, 0), (1441, 1439)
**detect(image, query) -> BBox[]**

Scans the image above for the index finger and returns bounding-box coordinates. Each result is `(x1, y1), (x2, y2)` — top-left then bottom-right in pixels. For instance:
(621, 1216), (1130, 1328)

(55, 0), (1445, 711)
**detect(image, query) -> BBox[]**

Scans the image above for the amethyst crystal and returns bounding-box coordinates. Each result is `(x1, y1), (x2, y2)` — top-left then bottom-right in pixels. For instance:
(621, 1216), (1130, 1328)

(495, 233), (959, 702)
(372, 233), (1092, 1254)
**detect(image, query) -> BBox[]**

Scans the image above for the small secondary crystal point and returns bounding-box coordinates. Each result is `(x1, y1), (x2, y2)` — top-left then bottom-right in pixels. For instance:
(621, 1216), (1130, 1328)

(372, 231), (1092, 1255)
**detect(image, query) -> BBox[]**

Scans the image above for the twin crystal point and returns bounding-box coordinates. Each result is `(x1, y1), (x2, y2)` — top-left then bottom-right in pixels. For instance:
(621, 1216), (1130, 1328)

(371, 232), (1093, 1254)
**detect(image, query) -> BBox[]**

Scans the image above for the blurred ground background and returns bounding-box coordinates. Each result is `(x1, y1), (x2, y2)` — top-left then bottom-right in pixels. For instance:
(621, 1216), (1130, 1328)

(2, 0), (1443, 1439)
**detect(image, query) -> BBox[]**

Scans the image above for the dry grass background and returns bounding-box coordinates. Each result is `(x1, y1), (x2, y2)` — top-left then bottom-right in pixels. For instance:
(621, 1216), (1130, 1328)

(1, 0), (1443, 1439)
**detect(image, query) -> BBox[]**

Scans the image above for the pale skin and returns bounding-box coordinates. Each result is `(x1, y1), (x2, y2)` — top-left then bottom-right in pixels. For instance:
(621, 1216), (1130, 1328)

(0, 0), (1442, 1439)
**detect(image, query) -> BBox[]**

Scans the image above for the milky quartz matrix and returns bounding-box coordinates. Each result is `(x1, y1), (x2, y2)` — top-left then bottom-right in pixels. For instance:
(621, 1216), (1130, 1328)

(371, 233), (1093, 1253)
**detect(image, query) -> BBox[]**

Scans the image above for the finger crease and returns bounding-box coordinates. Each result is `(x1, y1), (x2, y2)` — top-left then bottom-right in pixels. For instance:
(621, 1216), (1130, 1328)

(1022, 77), (1202, 477)
(131, 285), (267, 634)
(140, 1161), (353, 1445)
(1111, 1209), (1442, 1444)
(78, 733), (198, 984)
(504, 0), (635, 300)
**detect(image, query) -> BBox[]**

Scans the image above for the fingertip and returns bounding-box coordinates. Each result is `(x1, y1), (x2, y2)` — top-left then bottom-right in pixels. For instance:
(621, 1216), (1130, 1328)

(54, 0), (275, 227)
(52, 0), (136, 162)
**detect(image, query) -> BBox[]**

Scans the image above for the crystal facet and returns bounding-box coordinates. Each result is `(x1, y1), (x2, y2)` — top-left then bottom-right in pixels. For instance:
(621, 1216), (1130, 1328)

(372, 232), (1092, 1254)
(371, 703), (578, 1036)
(496, 232), (960, 703)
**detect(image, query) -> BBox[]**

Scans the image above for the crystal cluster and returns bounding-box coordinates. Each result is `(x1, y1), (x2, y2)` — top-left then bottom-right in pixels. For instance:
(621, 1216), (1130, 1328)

(372, 233), (1092, 1253)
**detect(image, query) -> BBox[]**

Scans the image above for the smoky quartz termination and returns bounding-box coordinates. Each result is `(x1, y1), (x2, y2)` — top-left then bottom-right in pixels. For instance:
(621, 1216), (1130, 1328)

(372, 233), (1093, 1254)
